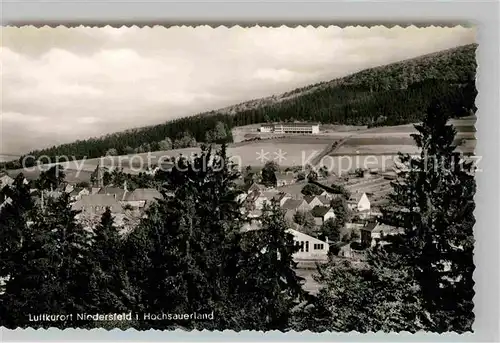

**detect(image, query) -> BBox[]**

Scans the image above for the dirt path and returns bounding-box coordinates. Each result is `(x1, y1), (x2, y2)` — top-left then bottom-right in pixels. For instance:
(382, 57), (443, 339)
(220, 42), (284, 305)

(311, 135), (353, 167)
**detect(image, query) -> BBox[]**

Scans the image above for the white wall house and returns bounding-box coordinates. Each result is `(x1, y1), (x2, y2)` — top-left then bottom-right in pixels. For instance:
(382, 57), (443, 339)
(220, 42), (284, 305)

(289, 228), (329, 261)
(0, 174), (14, 190)
(361, 222), (404, 247)
(348, 192), (371, 212)
(311, 206), (335, 226)
(304, 196), (321, 210)
(69, 187), (90, 202)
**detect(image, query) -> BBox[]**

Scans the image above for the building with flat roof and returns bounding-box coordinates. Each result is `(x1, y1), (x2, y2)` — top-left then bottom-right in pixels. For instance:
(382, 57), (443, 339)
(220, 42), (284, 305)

(259, 123), (320, 134)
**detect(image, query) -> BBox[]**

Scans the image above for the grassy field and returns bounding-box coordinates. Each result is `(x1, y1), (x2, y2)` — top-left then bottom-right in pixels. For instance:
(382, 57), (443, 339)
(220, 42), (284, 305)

(328, 116), (476, 157)
(9, 118), (476, 182)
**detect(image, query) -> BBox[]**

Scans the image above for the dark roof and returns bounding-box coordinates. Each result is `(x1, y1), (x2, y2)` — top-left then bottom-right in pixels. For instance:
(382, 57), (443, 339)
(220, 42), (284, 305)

(98, 187), (126, 200)
(317, 195), (331, 205)
(70, 187), (83, 195)
(303, 195), (317, 204)
(281, 199), (304, 211)
(273, 122), (319, 127)
(72, 194), (124, 213)
(311, 205), (332, 218)
(124, 188), (162, 202)
(361, 221), (378, 232)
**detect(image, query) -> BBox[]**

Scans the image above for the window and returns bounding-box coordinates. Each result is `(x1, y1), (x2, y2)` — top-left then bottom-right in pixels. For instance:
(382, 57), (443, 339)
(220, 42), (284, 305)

(305, 241), (309, 252)
(300, 241), (304, 252)
(314, 243), (324, 250)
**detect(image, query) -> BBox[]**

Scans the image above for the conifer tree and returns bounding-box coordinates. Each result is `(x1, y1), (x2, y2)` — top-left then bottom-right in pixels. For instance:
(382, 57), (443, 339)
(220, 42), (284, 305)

(124, 145), (247, 330)
(0, 174), (38, 327)
(87, 208), (132, 326)
(1, 189), (94, 328)
(304, 100), (476, 333)
(237, 201), (306, 330)
(380, 100), (476, 331)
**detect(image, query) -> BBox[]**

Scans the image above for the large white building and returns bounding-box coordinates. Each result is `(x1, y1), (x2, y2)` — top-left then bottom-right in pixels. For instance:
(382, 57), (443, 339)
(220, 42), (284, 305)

(259, 123), (320, 134)
(240, 221), (329, 262)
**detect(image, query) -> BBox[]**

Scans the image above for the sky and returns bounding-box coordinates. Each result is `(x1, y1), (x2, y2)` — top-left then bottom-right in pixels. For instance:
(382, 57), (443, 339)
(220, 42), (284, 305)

(1, 25), (476, 156)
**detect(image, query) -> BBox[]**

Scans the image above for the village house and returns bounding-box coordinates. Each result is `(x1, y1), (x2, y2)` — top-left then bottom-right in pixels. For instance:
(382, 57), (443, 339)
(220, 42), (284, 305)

(275, 172), (296, 187)
(252, 191), (272, 210)
(121, 188), (163, 209)
(360, 221), (404, 247)
(281, 198), (309, 222)
(319, 190), (333, 200)
(303, 195), (323, 210)
(240, 219), (329, 262)
(303, 195), (331, 210)
(0, 174), (14, 190)
(289, 228), (329, 262)
(272, 192), (292, 207)
(69, 187), (90, 201)
(347, 191), (371, 217)
(247, 182), (267, 194)
(57, 182), (74, 194)
(311, 206), (336, 226)
(98, 186), (128, 201)
(72, 194), (124, 219)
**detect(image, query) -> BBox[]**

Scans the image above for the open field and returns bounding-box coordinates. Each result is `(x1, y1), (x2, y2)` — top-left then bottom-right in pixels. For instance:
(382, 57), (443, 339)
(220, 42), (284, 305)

(7, 117), (476, 183)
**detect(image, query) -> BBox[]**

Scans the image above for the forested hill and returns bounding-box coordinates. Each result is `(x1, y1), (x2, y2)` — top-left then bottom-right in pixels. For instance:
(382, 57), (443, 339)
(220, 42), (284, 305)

(4, 43), (477, 169)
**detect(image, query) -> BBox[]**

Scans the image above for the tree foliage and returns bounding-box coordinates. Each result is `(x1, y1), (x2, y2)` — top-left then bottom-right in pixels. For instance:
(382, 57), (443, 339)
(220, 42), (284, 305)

(303, 99), (476, 333)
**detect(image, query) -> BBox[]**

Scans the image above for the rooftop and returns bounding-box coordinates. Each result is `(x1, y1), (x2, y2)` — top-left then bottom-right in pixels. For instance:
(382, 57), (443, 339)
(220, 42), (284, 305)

(98, 187), (127, 200)
(311, 205), (332, 218)
(263, 122), (320, 127)
(281, 199), (304, 211)
(72, 194), (124, 213)
(124, 188), (163, 202)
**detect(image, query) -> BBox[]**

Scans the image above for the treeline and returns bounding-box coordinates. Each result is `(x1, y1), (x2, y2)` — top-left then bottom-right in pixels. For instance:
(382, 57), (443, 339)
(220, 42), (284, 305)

(2, 44), (476, 169)
(0, 100), (476, 331)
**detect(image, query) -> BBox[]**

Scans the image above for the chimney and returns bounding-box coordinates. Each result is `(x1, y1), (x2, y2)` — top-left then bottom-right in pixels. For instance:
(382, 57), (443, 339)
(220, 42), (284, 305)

(325, 236), (329, 244)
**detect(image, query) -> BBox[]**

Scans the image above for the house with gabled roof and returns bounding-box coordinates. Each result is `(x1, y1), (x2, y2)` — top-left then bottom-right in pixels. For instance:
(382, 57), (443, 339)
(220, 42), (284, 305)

(253, 190), (280, 210)
(311, 206), (335, 226)
(319, 190), (333, 200)
(348, 191), (371, 215)
(98, 187), (127, 201)
(281, 198), (309, 223)
(303, 195), (324, 210)
(360, 221), (403, 247)
(72, 194), (124, 219)
(247, 182), (266, 194)
(272, 192), (292, 207)
(275, 172), (296, 187)
(122, 188), (163, 209)
(0, 174), (14, 190)
(69, 187), (90, 201)
(281, 198), (309, 212)
(239, 219), (329, 262)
